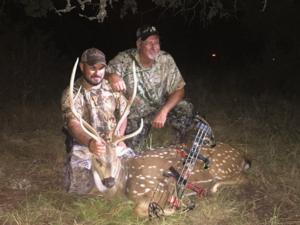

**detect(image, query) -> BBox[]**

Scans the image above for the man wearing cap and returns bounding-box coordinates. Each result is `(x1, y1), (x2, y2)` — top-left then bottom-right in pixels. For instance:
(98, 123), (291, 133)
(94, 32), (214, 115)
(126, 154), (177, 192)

(106, 26), (194, 150)
(61, 48), (128, 194)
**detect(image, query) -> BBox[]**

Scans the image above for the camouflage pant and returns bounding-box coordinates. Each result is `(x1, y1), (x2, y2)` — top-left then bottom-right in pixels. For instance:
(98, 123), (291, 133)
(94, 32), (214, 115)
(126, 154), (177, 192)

(64, 153), (95, 195)
(125, 100), (195, 150)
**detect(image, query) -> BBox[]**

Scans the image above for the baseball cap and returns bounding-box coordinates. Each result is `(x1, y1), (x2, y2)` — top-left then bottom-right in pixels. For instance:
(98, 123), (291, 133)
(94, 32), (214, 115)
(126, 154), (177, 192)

(80, 48), (106, 66)
(136, 25), (159, 41)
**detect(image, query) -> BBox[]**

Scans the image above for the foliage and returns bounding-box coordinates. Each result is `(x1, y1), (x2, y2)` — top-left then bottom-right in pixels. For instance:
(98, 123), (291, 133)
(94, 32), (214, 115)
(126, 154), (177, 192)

(0, 0), (260, 23)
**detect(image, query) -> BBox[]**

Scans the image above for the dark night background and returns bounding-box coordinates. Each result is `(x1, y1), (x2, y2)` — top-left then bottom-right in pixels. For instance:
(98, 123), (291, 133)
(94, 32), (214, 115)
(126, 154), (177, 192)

(0, 0), (299, 106)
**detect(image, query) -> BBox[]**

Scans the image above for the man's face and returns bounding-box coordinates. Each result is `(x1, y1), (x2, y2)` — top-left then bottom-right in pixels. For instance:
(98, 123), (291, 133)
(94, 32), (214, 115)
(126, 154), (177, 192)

(80, 63), (106, 86)
(137, 35), (160, 61)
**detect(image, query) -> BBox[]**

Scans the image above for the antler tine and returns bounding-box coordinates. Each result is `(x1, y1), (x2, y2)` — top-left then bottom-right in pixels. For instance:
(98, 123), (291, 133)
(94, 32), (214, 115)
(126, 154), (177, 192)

(69, 57), (100, 141)
(113, 61), (143, 145)
(114, 119), (143, 144)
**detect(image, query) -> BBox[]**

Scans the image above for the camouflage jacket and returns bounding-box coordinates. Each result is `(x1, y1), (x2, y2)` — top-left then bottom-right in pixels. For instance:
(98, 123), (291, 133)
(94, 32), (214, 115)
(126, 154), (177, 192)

(107, 49), (185, 119)
(61, 77), (127, 150)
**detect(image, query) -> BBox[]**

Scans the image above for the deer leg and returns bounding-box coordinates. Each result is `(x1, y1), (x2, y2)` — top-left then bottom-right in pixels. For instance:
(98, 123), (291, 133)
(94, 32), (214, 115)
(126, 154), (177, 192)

(210, 174), (249, 193)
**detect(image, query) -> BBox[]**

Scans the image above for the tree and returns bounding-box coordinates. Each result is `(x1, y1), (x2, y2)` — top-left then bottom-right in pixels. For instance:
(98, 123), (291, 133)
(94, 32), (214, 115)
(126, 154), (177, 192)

(1, 0), (268, 24)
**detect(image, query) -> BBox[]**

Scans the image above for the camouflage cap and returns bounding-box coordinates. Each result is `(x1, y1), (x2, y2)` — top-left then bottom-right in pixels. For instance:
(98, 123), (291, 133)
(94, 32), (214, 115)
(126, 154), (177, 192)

(80, 48), (106, 66)
(136, 25), (159, 41)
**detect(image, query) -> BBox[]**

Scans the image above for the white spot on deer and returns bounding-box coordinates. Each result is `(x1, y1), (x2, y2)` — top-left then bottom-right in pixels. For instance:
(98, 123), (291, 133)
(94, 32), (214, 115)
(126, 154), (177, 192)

(145, 188), (151, 192)
(129, 174), (133, 178)
(133, 190), (138, 194)
(158, 182), (165, 187)
(216, 164), (220, 167)
(159, 168), (164, 172)
(138, 165), (145, 169)
(146, 175), (152, 178)
(140, 184), (145, 188)
(228, 168), (232, 172)
(131, 166), (135, 169)
(148, 180), (155, 184)
(222, 160), (226, 163)
(168, 160), (172, 163)
(148, 165), (156, 169)
(217, 153), (222, 156)
(139, 176), (145, 180)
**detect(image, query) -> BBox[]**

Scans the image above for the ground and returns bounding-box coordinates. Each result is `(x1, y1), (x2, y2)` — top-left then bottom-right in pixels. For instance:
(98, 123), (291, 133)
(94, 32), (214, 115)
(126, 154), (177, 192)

(0, 110), (299, 225)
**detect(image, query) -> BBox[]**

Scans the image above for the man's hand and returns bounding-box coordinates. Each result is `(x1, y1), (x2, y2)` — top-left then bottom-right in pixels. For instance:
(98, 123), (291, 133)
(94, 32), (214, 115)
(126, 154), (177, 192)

(88, 138), (106, 156)
(151, 88), (184, 129)
(107, 73), (126, 92)
(152, 109), (168, 128)
(117, 141), (127, 148)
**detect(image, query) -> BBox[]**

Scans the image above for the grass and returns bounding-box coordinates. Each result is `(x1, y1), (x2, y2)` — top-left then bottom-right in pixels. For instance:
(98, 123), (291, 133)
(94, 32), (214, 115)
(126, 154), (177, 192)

(0, 63), (299, 225)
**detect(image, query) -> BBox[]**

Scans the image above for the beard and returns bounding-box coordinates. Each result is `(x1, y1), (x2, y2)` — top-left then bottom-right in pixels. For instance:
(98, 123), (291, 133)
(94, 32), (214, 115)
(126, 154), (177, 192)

(84, 74), (104, 86)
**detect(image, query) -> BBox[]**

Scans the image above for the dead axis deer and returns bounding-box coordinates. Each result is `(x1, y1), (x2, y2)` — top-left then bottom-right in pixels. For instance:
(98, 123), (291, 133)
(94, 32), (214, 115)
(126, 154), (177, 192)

(69, 58), (143, 197)
(125, 141), (251, 217)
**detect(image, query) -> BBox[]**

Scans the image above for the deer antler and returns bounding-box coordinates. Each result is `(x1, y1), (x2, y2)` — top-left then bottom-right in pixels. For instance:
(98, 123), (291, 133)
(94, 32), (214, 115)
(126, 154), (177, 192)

(69, 58), (143, 146)
(69, 58), (101, 142)
(112, 61), (143, 145)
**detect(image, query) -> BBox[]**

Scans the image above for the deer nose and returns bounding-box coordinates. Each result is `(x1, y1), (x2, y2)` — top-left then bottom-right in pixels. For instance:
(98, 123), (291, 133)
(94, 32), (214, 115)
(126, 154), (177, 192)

(102, 177), (115, 188)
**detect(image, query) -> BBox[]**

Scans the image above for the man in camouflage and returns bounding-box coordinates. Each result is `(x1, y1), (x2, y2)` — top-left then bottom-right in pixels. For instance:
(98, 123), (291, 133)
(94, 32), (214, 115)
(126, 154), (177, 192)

(106, 25), (194, 150)
(61, 48), (127, 194)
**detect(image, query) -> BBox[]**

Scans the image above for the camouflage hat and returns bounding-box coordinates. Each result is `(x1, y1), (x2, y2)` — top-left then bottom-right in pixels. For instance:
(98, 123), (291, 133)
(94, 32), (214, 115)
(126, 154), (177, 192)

(136, 25), (159, 41)
(80, 48), (106, 66)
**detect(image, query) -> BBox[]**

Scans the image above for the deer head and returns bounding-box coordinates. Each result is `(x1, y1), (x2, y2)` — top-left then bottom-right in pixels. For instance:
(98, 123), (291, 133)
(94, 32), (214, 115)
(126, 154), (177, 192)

(69, 58), (143, 194)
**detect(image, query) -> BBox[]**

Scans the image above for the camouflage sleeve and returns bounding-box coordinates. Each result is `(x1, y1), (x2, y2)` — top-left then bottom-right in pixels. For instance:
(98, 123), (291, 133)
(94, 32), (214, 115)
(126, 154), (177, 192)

(106, 52), (127, 78)
(165, 54), (186, 95)
(61, 86), (84, 126)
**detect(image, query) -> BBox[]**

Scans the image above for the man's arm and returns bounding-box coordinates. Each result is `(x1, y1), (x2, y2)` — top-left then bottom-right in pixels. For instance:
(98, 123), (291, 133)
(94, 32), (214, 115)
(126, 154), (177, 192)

(152, 88), (184, 128)
(67, 118), (106, 155)
(105, 72), (126, 92)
